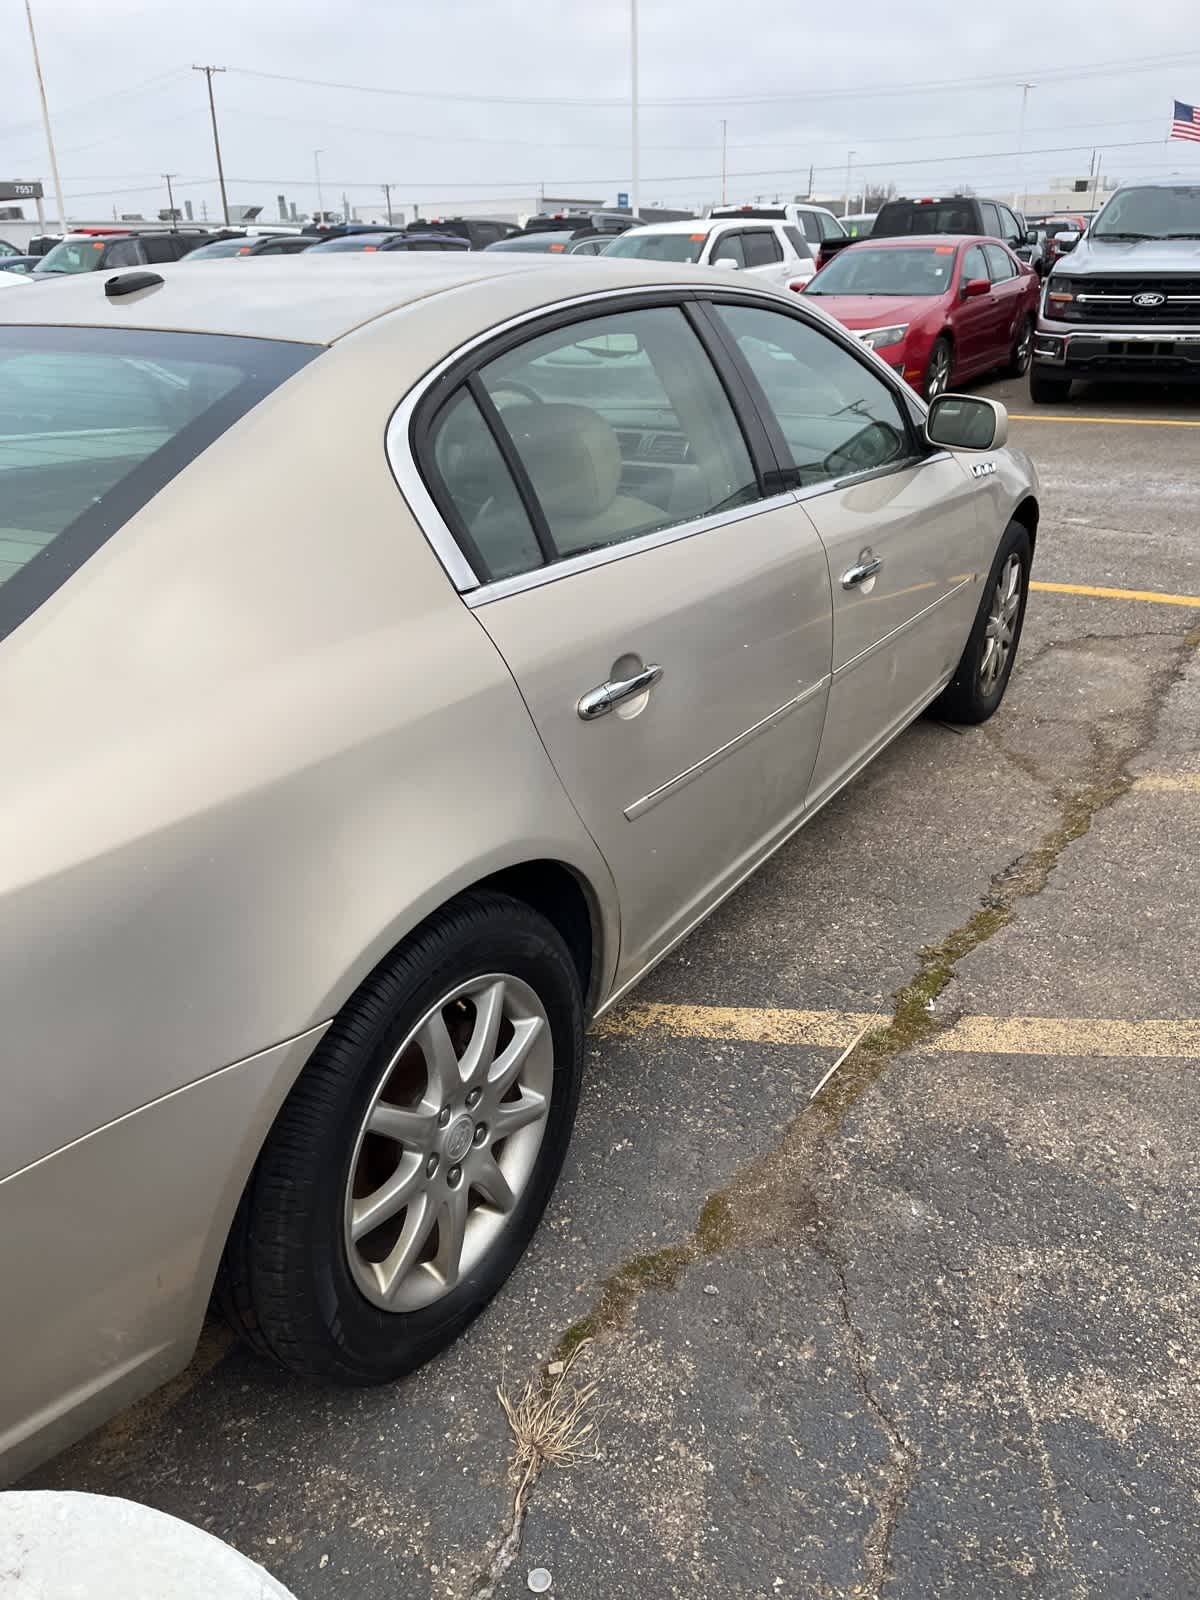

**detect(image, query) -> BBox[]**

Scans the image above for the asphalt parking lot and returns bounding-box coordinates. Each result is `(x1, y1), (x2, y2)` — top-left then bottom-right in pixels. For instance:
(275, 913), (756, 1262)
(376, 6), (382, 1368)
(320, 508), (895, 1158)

(25, 375), (1200, 1599)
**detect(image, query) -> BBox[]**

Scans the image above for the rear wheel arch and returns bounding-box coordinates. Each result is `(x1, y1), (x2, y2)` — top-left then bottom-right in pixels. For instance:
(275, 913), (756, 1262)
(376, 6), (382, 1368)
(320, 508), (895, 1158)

(1011, 494), (1039, 552)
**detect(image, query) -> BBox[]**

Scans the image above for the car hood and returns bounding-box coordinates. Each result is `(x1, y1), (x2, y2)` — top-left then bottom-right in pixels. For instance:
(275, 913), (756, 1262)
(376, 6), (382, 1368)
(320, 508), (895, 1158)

(1061, 236), (1200, 277)
(800, 293), (935, 329)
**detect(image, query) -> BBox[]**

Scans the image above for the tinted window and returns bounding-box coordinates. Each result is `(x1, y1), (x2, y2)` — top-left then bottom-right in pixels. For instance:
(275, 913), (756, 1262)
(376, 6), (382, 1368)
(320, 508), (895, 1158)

(983, 243), (1016, 281)
(105, 239), (146, 268)
(0, 327), (317, 641)
(962, 245), (990, 285)
(711, 232), (747, 268)
(783, 225), (813, 259)
(185, 238), (247, 260)
(472, 223), (502, 246)
(715, 304), (910, 489)
(427, 307), (761, 578)
(876, 200), (976, 236)
(741, 229), (783, 267)
(978, 203), (1002, 240)
(801, 213), (823, 243)
(141, 235), (179, 264)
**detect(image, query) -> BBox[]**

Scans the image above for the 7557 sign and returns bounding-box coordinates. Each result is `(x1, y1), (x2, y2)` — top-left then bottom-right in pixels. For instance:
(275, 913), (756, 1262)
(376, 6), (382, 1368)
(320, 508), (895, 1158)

(0, 181), (45, 201)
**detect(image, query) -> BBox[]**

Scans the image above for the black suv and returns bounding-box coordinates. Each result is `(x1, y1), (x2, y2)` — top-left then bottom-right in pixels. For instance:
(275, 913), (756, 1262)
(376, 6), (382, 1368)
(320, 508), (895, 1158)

(1031, 179), (1200, 402)
(32, 229), (211, 278)
(866, 197), (1036, 260)
(406, 217), (522, 249)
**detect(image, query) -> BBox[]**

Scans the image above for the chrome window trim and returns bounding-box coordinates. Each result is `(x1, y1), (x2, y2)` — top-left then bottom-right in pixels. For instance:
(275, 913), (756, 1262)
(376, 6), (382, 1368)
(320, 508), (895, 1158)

(463, 491), (800, 608)
(623, 677), (829, 821)
(384, 279), (915, 596)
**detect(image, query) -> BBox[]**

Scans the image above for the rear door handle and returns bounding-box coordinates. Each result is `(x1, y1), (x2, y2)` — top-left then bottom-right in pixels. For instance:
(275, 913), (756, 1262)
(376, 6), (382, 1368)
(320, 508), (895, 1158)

(842, 557), (882, 590)
(577, 663), (663, 720)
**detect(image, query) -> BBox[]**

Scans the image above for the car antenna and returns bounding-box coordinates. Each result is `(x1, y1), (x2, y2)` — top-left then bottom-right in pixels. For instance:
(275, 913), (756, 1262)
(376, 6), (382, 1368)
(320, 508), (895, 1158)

(104, 271), (164, 299)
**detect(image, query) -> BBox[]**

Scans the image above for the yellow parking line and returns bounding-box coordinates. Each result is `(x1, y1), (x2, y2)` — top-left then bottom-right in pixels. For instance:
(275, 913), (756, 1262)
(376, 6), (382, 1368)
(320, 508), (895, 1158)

(1134, 773), (1200, 793)
(1031, 580), (1200, 607)
(597, 1002), (1200, 1059)
(1010, 414), (1200, 428)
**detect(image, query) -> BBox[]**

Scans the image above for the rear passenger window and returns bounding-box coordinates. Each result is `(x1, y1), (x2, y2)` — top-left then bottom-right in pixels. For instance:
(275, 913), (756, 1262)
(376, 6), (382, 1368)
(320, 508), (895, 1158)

(741, 229), (783, 267)
(783, 226), (812, 259)
(425, 306), (761, 579)
(140, 236), (176, 264)
(819, 213), (845, 240)
(711, 232), (746, 268)
(800, 213), (823, 243)
(104, 239), (145, 268)
(979, 203), (1002, 240)
(715, 304), (911, 488)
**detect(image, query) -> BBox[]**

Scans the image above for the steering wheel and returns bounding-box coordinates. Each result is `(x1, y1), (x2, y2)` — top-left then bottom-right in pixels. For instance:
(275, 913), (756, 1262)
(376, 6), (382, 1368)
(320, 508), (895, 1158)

(488, 380), (544, 408)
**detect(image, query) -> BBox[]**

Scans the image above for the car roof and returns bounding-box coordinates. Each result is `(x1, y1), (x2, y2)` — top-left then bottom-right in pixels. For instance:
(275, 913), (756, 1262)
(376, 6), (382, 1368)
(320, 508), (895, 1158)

(0, 253), (764, 345)
(838, 233), (985, 250)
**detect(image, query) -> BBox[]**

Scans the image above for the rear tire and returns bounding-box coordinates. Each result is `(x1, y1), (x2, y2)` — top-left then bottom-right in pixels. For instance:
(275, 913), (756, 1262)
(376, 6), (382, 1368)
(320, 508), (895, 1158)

(218, 890), (584, 1383)
(934, 521), (1031, 725)
(1029, 368), (1071, 404)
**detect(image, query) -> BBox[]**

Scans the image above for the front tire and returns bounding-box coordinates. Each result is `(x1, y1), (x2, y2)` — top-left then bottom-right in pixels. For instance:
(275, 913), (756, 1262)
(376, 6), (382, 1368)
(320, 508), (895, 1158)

(1005, 315), (1035, 378)
(218, 890), (584, 1383)
(924, 336), (953, 401)
(1029, 368), (1071, 404)
(934, 521), (1031, 725)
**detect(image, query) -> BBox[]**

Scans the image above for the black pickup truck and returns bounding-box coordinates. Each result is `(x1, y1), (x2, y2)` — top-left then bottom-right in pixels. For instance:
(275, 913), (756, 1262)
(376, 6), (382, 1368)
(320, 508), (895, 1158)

(1031, 179), (1200, 403)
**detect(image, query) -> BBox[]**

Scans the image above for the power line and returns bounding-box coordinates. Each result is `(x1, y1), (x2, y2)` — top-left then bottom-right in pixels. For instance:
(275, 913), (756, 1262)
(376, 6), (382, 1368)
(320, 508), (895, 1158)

(227, 48), (1200, 110)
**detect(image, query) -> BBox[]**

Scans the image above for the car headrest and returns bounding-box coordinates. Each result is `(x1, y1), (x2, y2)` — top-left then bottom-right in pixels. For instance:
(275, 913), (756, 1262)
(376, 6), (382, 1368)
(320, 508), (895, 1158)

(504, 402), (621, 520)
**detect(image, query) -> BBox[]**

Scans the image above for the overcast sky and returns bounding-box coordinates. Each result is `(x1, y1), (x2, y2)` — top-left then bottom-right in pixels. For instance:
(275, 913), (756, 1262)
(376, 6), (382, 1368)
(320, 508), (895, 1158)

(4, 0), (1200, 224)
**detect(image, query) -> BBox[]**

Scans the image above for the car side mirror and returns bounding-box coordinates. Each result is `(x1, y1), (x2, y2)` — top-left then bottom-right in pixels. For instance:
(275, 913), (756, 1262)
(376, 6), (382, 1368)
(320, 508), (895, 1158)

(713, 256), (740, 270)
(962, 276), (991, 298)
(925, 394), (1008, 452)
(1025, 228), (1039, 245)
(1056, 231), (1080, 254)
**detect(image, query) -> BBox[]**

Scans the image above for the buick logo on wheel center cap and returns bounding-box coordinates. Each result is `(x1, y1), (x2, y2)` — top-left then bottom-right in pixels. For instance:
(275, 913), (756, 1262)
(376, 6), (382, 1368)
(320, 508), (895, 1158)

(1133, 292), (1166, 307)
(445, 1116), (474, 1162)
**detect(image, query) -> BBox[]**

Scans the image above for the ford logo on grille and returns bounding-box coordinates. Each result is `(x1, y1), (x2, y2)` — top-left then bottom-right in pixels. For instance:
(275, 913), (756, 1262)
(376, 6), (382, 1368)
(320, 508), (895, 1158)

(1133, 292), (1167, 307)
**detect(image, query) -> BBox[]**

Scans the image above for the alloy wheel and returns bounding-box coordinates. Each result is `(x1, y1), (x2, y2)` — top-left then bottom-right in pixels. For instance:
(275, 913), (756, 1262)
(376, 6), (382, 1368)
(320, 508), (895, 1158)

(344, 973), (553, 1312)
(926, 344), (951, 399)
(979, 552), (1023, 693)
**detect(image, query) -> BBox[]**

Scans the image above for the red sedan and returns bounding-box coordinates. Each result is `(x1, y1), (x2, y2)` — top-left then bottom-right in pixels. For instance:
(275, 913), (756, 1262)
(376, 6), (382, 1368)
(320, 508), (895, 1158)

(803, 234), (1039, 399)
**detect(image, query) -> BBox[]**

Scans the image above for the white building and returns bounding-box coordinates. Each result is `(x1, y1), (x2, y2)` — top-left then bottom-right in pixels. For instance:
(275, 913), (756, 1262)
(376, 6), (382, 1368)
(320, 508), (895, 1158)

(350, 194), (606, 228)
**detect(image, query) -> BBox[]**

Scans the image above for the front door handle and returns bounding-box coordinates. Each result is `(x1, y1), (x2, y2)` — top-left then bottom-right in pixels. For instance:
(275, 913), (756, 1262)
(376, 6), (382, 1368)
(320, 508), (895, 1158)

(577, 663), (663, 721)
(842, 556), (882, 590)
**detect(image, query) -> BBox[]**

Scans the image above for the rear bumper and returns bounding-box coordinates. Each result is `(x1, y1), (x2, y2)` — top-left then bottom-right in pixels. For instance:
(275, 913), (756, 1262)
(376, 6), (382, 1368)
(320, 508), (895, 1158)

(1033, 323), (1200, 382)
(0, 1024), (326, 1485)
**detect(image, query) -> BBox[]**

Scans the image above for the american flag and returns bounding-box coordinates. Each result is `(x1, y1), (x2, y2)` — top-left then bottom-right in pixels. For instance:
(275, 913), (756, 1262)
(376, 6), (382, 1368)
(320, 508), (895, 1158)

(1171, 100), (1200, 142)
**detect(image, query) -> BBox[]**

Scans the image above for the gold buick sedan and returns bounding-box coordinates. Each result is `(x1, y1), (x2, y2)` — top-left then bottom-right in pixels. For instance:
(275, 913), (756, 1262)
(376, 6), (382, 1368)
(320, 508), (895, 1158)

(0, 253), (1038, 1479)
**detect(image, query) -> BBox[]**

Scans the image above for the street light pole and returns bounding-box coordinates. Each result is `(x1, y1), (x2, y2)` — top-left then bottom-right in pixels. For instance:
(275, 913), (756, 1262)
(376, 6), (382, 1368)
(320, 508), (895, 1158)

(162, 172), (179, 227)
(314, 149), (324, 221)
(192, 66), (229, 224)
(1014, 81), (1035, 210)
(629, 0), (640, 217)
(23, 0), (66, 235)
(721, 119), (728, 205)
(382, 182), (394, 225)
(844, 150), (856, 219)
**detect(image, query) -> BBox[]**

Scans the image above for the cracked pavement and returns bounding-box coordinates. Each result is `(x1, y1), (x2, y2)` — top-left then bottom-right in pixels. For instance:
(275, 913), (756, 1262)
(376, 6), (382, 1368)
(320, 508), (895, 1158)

(22, 376), (1200, 1599)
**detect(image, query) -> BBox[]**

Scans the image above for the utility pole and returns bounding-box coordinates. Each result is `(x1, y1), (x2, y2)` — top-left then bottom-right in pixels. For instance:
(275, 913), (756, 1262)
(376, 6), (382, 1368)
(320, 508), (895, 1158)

(1014, 81), (1035, 210)
(382, 182), (394, 225)
(193, 66), (229, 224)
(23, 0), (66, 235)
(314, 149), (324, 220)
(844, 150), (856, 218)
(720, 119), (728, 205)
(629, 0), (640, 217)
(162, 172), (179, 227)
(807, 162), (814, 200)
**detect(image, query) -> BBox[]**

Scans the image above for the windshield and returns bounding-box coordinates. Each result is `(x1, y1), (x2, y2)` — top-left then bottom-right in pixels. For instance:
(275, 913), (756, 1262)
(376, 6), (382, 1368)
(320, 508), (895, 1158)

(874, 201), (975, 236)
(806, 245), (956, 296)
(485, 233), (571, 252)
(307, 233), (401, 253)
(186, 238), (250, 260)
(603, 231), (707, 263)
(33, 237), (110, 275)
(1092, 185), (1200, 239)
(0, 326), (317, 642)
